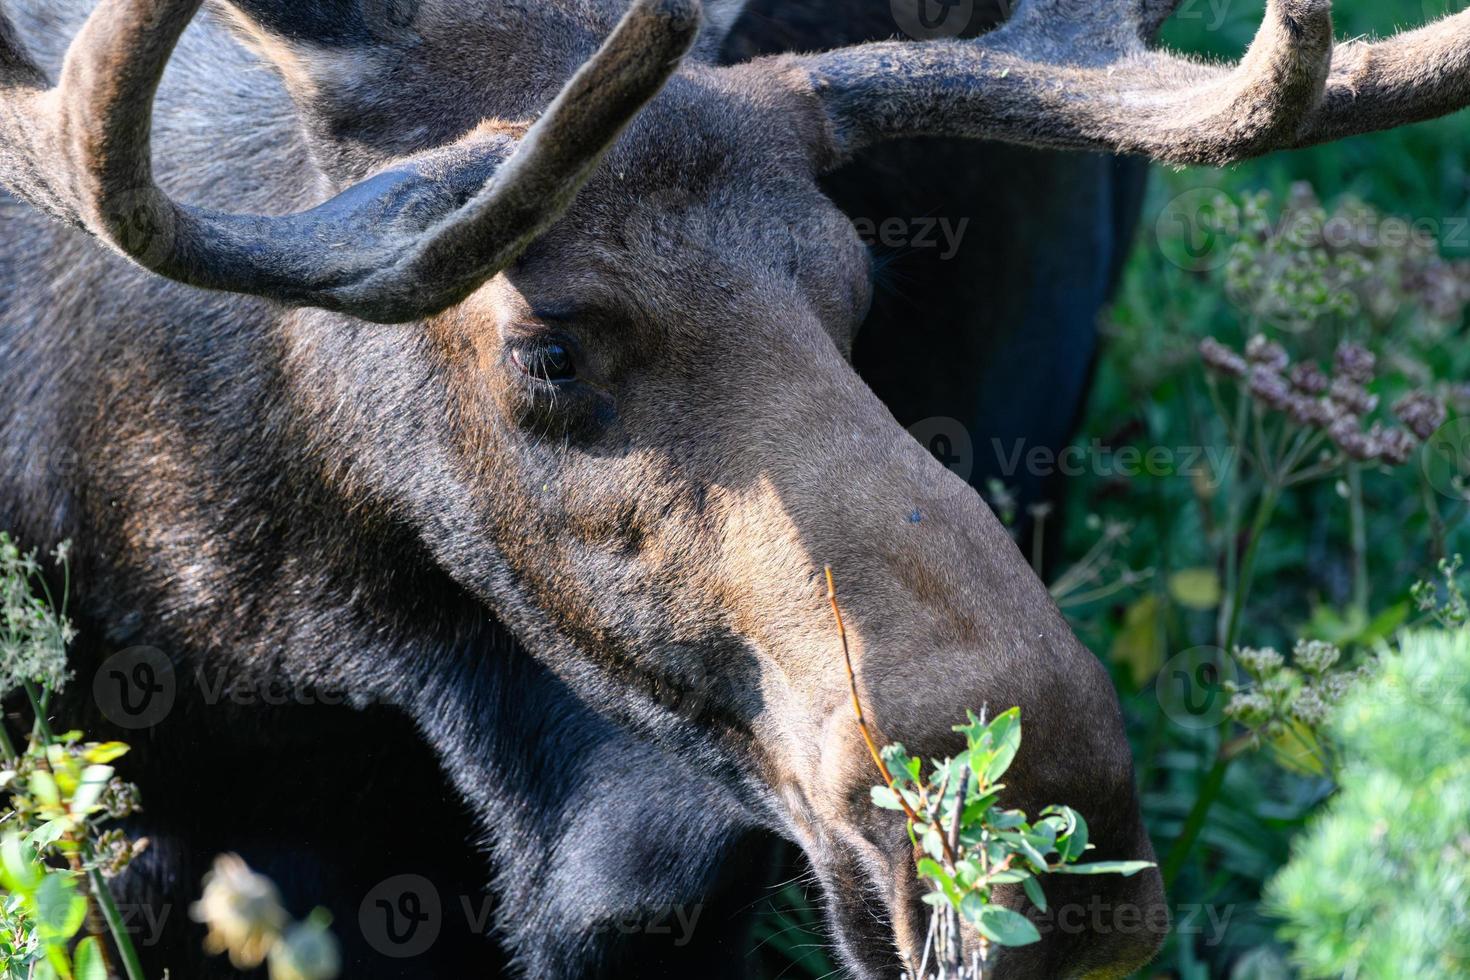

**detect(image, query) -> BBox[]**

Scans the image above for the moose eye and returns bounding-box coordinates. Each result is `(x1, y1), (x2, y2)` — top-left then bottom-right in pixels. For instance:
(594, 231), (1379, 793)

(511, 342), (577, 383)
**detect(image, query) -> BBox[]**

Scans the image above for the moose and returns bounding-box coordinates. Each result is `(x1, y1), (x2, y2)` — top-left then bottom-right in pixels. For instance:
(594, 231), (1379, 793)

(3, 0), (1469, 976)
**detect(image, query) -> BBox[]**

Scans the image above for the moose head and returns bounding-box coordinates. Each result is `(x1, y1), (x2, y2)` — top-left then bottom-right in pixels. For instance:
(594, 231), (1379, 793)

(3, 0), (1467, 975)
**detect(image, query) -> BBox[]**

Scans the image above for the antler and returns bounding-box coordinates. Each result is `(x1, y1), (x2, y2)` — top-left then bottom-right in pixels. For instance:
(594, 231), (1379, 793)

(787, 0), (1470, 168)
(0, 0), (700, 323)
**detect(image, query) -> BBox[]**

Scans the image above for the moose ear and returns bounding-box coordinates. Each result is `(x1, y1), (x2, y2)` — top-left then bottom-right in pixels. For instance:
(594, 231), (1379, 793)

(217, 0), (742, 181)
(212, 0), (469, 180)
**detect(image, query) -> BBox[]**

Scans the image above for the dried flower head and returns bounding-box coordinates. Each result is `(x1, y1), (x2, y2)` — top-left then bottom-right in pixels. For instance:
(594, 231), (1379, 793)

(1288, 362), (1330, 396)
(95, 828), (150, 879)
(1328, 417), (1381, 462)
(1286, 394), (1334, 429)
(1290, 686), (1331, 727)
(1225, 691), (1272, 726)
(1246, 334), (1291, 371)
(1378, 428), (1418, 466)
(1235, 646), (1285, 678)
(1334, 342), (1377, 384)
(1293, 639), (1342, 675)
(1249, 366), (1294, 412)
(1200, 337), (1248, 378)
(1328, 377), (1379, 417)
(1393, 392), (1448, 442)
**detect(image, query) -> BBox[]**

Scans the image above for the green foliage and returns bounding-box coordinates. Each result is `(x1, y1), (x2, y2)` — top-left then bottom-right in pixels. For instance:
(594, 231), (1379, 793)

(1042, 5), (1470, 973)
(0, 537), (147, 980)
(874, 708), (1152, 977)
(1412, 555), (1470, 629)
(1221, 641), (1371, 776)
(1, 533), (338, 980)
(0, 534), (73, 700)
(1267, 630), (1470, 977)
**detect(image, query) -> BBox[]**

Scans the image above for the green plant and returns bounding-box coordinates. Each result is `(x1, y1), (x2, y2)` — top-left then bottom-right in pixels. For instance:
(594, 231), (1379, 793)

(0, 534), (147, 980)
(1075, 163), (1467, 971)
(1267, 629), (1470, 977)
(1154, 200), (1452, 888)
(1221, 640), (1372, 777)
(825, 568), (1151, 979)
(1412, 555), (1469, 629)
(872, 708), (1152, 978)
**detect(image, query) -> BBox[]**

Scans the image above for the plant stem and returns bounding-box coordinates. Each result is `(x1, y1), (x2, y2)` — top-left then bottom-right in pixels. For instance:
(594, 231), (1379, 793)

(1160, 733), (1252, 887)
(1173, 480), (1278, 888)
(88, 865), (147, 980)
(0, 719), (16, 762)
(1224, 485), (1279, 655)
(1215, 393), (1251, 649)
(1347, 463), (1369, 614)
(22, 681), (54, 745)
(825, 567), (956, 864)
(1420, 466), (1447, 565)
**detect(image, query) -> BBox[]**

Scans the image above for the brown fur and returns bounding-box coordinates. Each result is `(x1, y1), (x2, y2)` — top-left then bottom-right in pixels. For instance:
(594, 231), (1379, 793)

(3, 0), (1468, 976)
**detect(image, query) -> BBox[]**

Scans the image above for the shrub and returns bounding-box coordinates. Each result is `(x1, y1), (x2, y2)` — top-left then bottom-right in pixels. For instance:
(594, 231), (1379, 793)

(1267, 629), (1470, 977)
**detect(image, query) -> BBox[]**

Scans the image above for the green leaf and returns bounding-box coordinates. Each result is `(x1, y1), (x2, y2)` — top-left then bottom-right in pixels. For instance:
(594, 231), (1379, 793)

(1168, 567), (1223, 610)
(880, 744), (920, 786)
(1054, 861), (1156, 877)
(870, 786), (904, 811)
(1010, 835), (1051, 873)
(24, 820), (70, 854)
(34, 873), (85, 942)
(42, 943), (73, 980)
(1022, 874), (1047, 913)
(980, 708), (1021, 783)
(1057, 810), (1090, 864)
(954, 858), (983, 891)
(922, 826), (947, 862)
(0, 836), (42, 894)
(961, 898), (1041, 947)
(1109, 594), (1165, 687)
(29, 771), (60, 808)
(1270, 719), (1329, 777)
(69, 766), (113, 817)
(916, 860), (962, 909)
(989, 808), (1026, 831)
(72, 937), (107, 980)
(82, 743), (130, 765)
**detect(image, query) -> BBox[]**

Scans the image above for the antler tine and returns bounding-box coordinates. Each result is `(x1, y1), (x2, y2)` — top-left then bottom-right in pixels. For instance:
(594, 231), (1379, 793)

(787, 0), (1470, 170)
(1301, 11), (1470, 147)
(0, 0), (701, 323)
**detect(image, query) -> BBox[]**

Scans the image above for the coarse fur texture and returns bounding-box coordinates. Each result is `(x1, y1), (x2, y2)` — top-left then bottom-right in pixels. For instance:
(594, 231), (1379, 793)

(2, 0), (1468, 977)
